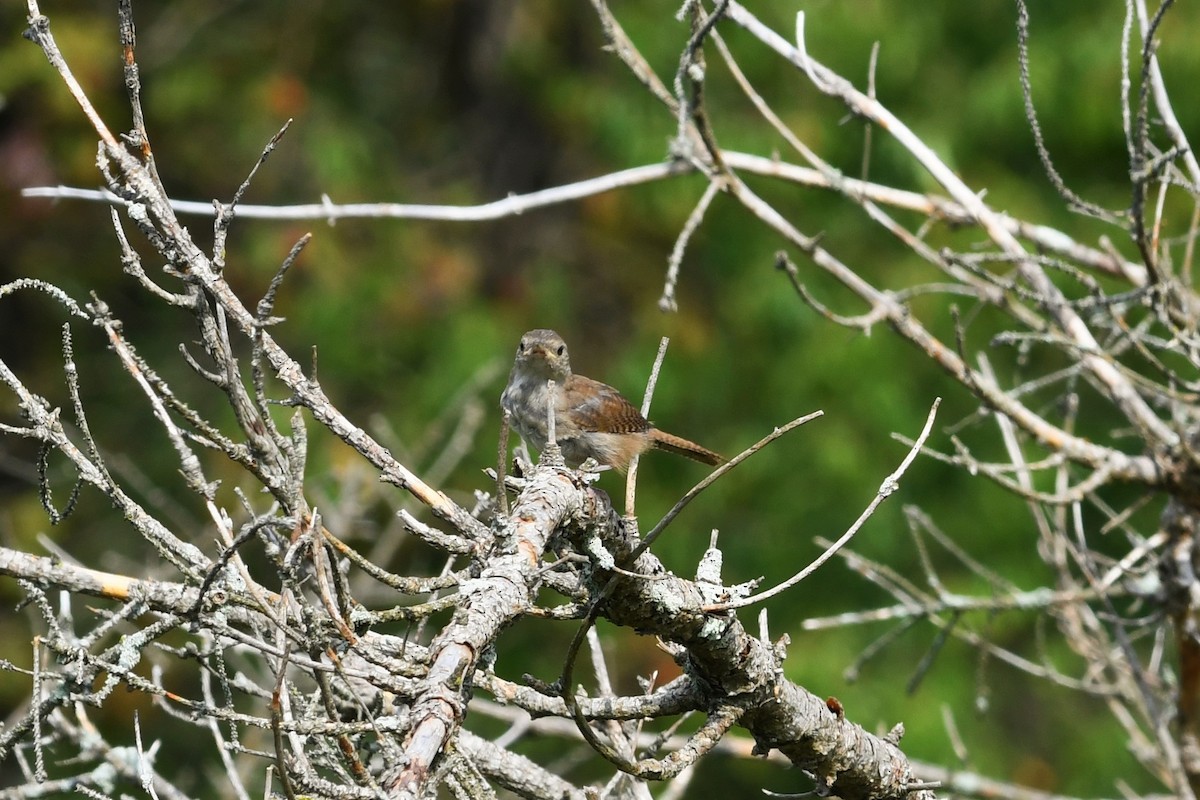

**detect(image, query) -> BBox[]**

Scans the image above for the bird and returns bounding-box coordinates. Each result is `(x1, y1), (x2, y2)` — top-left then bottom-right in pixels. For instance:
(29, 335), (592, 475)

(500, 328), (722, 473)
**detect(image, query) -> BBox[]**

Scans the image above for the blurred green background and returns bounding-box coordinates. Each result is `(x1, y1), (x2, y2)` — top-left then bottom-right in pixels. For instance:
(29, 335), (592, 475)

(4, 1), (1199, 796)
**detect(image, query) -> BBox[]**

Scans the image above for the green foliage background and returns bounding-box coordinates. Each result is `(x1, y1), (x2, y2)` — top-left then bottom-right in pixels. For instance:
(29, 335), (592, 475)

(4, 1), (1199, 796)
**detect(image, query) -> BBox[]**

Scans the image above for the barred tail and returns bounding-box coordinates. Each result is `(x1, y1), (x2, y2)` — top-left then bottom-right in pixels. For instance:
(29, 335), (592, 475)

(649, 429), (723, 466)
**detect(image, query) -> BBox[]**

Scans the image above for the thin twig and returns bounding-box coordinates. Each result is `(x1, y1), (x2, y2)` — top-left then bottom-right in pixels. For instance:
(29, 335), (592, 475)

(625, 336), (670, 517)
(704, 398), (940, 612)
(636, 410), (823, 559)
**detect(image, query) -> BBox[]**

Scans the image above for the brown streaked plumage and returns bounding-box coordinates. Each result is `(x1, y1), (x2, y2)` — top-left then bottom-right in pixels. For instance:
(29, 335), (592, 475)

(500, 329), (722, 472)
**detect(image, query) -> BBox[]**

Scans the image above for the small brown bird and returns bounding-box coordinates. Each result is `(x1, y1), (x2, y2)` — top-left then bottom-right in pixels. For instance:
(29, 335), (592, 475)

(500, 329), (722, 473)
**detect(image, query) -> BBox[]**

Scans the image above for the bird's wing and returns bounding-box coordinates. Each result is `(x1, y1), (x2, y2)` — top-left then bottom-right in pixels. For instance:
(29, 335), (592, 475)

(560, 376), (651, 434)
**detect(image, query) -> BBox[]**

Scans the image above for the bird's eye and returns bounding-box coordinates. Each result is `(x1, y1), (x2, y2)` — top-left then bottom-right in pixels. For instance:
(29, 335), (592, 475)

(556, 345), (565, 356)
(518, 341), (526, 353)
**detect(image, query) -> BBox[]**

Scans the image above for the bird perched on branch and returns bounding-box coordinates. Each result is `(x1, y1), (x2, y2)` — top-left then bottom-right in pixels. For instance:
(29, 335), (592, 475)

(501, 328), (722, 473)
